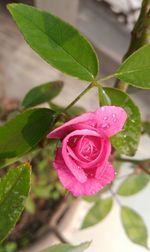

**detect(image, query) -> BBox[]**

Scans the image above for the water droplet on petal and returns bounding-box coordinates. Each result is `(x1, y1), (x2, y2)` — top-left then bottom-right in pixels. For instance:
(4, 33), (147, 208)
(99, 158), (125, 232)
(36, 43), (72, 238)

(103, 116), (108, 121)
(112, 113), (116, 118)
(91, 122), (97, 127)
(100, 123), (110, 129)
(101, 107), (105, 111)
(113, 118), (118, 123)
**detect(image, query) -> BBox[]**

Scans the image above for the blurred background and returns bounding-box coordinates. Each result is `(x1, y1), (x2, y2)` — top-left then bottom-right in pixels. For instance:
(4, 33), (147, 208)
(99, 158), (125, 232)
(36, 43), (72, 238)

(1, 1), (150, 252)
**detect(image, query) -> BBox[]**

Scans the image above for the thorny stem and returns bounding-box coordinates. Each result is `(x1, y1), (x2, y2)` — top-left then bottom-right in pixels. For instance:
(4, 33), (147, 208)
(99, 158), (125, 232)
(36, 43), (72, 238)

(64, 82), (96, 111)
(115, 0), (150, 91)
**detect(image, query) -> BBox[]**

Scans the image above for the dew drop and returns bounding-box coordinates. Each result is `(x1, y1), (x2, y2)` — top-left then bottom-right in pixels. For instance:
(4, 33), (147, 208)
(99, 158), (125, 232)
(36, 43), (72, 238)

(113, 118), (118, 123)
(103, 116), (108, 121)
(101, 107), (105, 111)
(100, 123), (110, 129)
(91, 122), (97, 127)
(112, 113), (116, 118)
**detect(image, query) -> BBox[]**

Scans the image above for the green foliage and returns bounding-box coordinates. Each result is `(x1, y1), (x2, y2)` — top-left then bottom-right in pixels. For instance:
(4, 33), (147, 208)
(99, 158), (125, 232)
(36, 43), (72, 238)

(0, 163), (31, 243)
(0, 108), (55, 162)
(81, 198), (113, 229)
(42, 242), (91, 252)
(82, 194), (100, 203)
(121, 206), (148, 248)
(116, 44), (150, 89)
(0, 242), (17, 252)
(142, 121), (150, 136)
(8, 4), (98, 81)
(118, 172), (149, 196)
(22, 81), (63, 109)
(98, 87), (111, 106)
(104, 87), (141, 156)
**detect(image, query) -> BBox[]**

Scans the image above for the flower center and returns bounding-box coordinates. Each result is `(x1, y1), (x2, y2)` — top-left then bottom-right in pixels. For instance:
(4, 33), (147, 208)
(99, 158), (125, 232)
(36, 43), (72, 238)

(68, 135), (101, 162)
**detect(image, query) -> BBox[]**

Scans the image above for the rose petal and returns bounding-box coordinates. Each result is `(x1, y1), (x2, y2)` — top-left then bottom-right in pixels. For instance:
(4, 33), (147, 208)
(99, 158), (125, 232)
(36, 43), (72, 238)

(96, 106), (127, 137)
(56, 148), (87, 183)
(53, 149), (115, 196)
(62, 129), (111, 170)
(47, 106), (127, 139)
(47, 111), (96, 139)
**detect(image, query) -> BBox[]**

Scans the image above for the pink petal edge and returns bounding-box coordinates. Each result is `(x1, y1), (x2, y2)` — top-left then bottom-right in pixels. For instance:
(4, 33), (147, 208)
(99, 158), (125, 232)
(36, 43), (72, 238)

(96, 106), (127, 137)
(53, 149), (115, 197)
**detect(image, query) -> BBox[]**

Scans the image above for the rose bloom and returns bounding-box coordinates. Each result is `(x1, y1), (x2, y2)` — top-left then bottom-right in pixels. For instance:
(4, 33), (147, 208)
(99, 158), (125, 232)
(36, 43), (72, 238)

(47, 106), (127, 196)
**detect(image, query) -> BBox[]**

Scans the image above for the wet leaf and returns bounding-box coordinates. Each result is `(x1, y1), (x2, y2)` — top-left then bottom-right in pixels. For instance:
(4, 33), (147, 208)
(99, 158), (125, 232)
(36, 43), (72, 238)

(104, 87), (141, 156)
(0, 163), (31, 243)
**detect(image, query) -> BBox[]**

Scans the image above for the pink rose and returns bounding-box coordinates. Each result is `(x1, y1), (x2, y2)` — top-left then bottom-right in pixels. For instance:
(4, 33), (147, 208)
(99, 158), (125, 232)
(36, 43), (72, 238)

(47, 106), (127, 196)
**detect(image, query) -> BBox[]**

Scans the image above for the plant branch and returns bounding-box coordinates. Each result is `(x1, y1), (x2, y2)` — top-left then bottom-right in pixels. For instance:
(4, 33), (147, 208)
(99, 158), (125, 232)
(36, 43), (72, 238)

(109, 189), (122, 206)
(116, 157), (150, 164)
(117, 157), (150, 176)
(99, 74), (116, 83)
(115, 0), (150, 91)
(138, 164), (150, 175)
(49, 226), (70, 243)
(64, 82), (95, 111)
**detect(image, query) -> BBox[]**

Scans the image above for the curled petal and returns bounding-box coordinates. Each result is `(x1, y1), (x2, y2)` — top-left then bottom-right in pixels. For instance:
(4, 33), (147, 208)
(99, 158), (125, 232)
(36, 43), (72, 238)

(96, 106), (127, 137)
(47, 106), (127, 139)
(62, 129), (110, 170)
(53, 149), (115, 196)
(47, 111), (95, 139)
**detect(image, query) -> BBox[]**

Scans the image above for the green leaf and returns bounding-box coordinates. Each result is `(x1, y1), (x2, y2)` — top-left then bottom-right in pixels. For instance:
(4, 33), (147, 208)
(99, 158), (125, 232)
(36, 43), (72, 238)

(104, 87), (141, 156)
(116, 44), (150, 89)
(8, 3), (99, 81)
(118, 172), (149, 196)
(98, 87), (111, 106)
(81, 198), (113, 229)
(0, 163), (31, 243)
(0, 108), (55, 161)
(142, 121), (150, 136)
(82, 194), (100, 203)
(42, 242), (91, 252)
(121, 206), (148, 248)
(22, 81), (63, 109)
